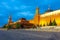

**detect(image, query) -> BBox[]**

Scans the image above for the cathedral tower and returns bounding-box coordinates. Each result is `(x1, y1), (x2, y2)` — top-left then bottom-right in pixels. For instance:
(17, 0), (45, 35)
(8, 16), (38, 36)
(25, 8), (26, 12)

(8, 15), (13, 25)
(34, 7), (40, 26)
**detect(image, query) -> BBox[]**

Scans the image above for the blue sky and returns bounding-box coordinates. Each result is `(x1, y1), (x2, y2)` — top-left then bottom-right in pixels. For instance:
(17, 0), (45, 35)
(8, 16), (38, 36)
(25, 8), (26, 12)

(0, 0), (60, 27)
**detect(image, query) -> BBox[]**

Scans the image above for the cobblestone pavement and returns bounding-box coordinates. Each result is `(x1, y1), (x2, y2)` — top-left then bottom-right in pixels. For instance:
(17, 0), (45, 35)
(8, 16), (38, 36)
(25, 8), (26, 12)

(0, 29), (60, 40)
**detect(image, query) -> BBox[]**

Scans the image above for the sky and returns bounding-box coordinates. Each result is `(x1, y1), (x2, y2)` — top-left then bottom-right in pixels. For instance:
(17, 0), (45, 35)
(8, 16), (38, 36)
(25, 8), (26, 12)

(0, 0), (60, 27)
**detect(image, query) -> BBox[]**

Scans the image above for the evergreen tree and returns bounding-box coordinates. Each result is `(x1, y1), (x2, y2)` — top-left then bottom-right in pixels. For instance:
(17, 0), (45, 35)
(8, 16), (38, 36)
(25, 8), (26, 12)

(40, 25), (42, 27)
(16, 23), (21, 29)
(49, 19), (57, 26)
(43, 24), (45, 26)
(3, 25), (6, 28)
(8, 25), (12, 29)
(49, 20), (52, 26)
(3, 24), (6, 28)
(52, 19), (57, 26)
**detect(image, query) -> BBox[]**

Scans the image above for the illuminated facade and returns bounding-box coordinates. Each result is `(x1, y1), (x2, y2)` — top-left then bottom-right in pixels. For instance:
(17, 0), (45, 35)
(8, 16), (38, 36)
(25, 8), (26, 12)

(29, 7), (60, 26)
(40, 10), (60, 26)
(7, 7), (60, 27)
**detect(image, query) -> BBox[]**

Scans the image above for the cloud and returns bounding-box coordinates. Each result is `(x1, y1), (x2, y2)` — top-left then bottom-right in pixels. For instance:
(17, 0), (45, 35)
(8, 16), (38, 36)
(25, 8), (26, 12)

(0, 5), (2, 7)
(5, 5), (11, 9)
(1, 2), (11, 9)
(20, 5), (31, 9)
(12, 11), (34, 20)
(0, 14), (3, 16)
(14, 6), (19, 10)
(38, 0), (56, 6)
(11, 11), (34, 21)
(1, 2), (7, 5)
(17, 11), (34, 17)
(12, 0), (15, 2)
(0, 14), (5, 16)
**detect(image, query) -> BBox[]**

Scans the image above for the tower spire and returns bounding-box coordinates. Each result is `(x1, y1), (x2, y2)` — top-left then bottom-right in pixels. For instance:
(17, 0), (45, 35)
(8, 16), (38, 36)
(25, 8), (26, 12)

(8, 15), (12, 24)
(34, 7), (40, 27)
(36, 7), (39, 14)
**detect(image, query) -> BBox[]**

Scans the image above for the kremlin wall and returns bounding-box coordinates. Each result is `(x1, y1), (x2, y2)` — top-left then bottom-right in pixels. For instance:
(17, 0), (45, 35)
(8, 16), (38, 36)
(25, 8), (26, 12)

(40, 10), (60, 26)
(5, 7), (60, 29)
(29, 8), (60, 26)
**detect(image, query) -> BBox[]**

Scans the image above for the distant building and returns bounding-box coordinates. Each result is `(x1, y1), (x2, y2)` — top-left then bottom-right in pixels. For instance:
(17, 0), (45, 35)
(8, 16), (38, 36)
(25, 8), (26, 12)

(8, 15), (13, 25)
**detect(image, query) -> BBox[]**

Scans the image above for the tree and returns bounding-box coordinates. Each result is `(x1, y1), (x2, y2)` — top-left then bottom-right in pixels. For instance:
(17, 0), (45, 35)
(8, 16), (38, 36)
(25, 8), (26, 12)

(40, 25), (42, 27)
(16, 23), (21, 29)
(3, 25), (6, 28)
(52, 19), (57, 26)
(8, 24), (13, 29)
(43, 24), (45, 26)
(3, 24), (8, 28)
(49, 19), (57, 26)
(49, 20), (52, 26)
